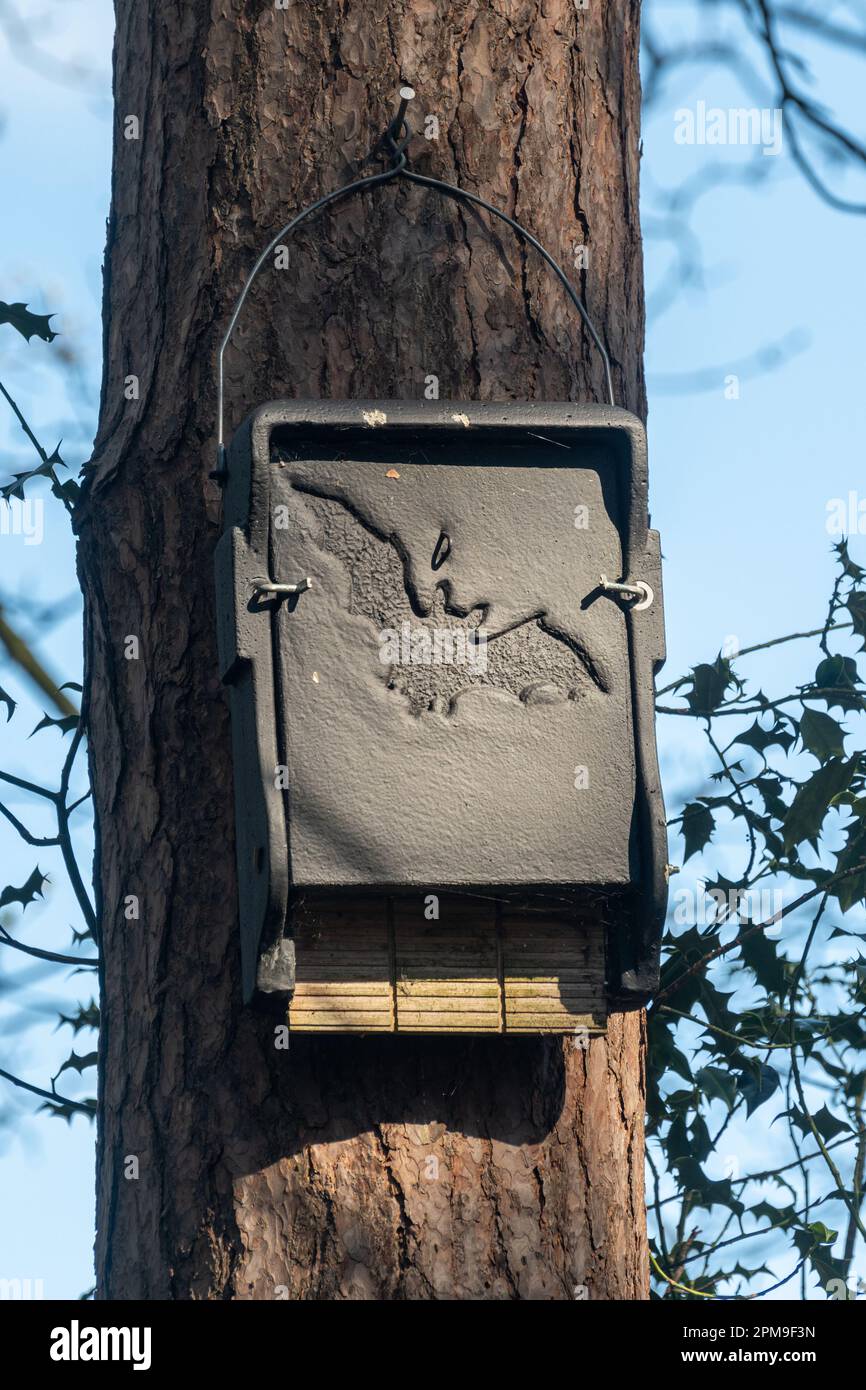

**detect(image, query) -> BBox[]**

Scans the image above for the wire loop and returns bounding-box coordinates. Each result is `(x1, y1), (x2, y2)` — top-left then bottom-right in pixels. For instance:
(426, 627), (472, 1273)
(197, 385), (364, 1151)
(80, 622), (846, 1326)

(215, 88), (615, 475)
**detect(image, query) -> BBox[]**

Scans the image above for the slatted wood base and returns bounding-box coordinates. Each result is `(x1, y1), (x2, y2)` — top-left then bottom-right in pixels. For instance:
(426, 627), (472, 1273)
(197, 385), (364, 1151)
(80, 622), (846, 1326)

(288, 894), (607, 1034)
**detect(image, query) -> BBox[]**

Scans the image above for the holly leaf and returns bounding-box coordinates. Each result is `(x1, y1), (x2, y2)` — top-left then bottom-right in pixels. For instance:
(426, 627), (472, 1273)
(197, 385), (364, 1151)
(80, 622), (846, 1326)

(0, 685), (15, 721)
(848, 591), (866, 649)
(834, 539), (865, 582)
(752, 1200), (796, 1229)
(0, 300), (57, 343)
(736, 1062), (780, 1116)
(755, 773), (788, 821)
(1, 460), (53, 501)
(778, 1105), (811, 1137)
(791, 1222), (847, 1292)
(810, 1245), (851, 1294)
(55, 1050), (98, 1080)
(696, 1065), (738, 1111)
(783, 757), (858, 852)
(30, 712), (78, 737)
(740, 929), (788, 997)
(648, 1019), (695, 1085)
(57, 1000), (99, 1035)
(681, 801), (715, 861)
(814, 655), (861, 711)
(39, 1098), (96, 1124)
(732, 718), (794, 757)
(811, 1104), (852, 1141)
(668, 1160), (745, 1216)
(0, 442), (67, 503)
(833, 821), (866, 912)
(0, 866), (48, 911)
(800, 708), (846, 762)
(793, 1221), (837, 1254)
(675, 656), (739, 716)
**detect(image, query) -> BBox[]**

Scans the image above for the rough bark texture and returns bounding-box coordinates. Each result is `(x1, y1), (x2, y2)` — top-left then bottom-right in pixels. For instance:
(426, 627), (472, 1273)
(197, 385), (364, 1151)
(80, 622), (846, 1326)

(79, 0), (649, 1299)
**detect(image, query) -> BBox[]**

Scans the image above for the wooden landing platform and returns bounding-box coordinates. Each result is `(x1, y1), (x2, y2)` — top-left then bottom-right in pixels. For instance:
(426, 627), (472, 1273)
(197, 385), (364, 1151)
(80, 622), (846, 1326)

(287, 894), (607, 1034)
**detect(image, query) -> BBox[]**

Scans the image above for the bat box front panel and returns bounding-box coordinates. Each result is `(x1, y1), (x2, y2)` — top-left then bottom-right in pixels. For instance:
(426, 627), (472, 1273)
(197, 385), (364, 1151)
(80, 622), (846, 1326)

(269, 423), (634, 888)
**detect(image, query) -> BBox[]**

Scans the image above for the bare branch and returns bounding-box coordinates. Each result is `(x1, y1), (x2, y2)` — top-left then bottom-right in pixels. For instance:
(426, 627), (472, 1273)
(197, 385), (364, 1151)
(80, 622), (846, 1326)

(0, 799), (58, 845)
(0, 1063), (94, 1115)
(0, 928), (98, 968)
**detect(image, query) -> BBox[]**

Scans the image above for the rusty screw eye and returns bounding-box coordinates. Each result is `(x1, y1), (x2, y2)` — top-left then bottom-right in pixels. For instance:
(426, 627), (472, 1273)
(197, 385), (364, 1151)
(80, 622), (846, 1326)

(431, 531), (451, 571)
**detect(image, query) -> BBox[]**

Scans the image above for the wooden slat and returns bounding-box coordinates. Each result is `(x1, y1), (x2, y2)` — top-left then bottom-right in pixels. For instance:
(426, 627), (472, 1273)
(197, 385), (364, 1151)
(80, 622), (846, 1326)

(290, 1011), (394, 1029)
(398, 1014), (502, 1031)
(292, 1015), (394, 1026)
(292, 981), (390, 996)
(507, 985), (600, 997)
(397, 1026), (501, 1034)
(508, 1017), (604, 1033)
(399, 999), (499, 1014)
(505, 999), (599, 1015)
(396, 980), (500, 997)
(292, 997), (393, 1012)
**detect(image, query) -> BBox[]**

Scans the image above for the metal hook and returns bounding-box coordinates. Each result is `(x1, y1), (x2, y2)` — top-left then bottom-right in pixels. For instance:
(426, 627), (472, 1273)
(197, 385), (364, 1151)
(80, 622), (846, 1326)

(252, 576), (313, 603)
(599, 575), (654, 611)
(387, 86), (415, 152)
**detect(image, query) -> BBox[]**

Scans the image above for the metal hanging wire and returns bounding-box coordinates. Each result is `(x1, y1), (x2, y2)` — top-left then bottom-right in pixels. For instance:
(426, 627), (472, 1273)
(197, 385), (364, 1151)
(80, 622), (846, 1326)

(215, 87), (616, 479)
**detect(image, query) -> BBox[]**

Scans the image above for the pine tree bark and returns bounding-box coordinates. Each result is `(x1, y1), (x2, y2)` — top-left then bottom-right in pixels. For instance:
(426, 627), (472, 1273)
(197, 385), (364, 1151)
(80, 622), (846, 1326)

(78, 0), (649, 1299)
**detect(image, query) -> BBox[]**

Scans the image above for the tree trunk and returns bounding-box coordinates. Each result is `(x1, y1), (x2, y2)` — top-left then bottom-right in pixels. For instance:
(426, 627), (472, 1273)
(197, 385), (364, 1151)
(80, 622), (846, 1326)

(78, 0), (649, 1299)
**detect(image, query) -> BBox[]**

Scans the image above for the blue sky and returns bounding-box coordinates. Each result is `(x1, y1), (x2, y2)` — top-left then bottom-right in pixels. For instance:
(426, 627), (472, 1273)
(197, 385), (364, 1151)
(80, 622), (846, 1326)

(1, 2), (865, 1298)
